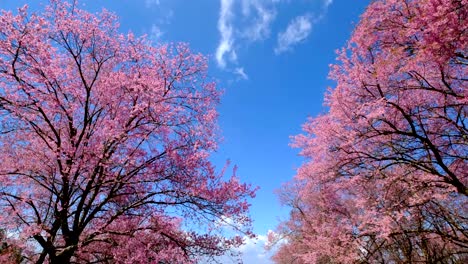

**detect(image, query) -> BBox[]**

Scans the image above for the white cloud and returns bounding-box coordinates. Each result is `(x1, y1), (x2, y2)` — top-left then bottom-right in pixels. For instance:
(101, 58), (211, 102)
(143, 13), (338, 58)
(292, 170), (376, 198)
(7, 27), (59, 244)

(234, 67), (248, 80)
(215, 0), (333, 71)
(149, 24), (164, 42)
(145, 0), (160, 8)
(216, 0), (236, 68)
(238, 234), (272, 262)
(323, 0), (333, 8)
(274, 15), (312, 54)
(145, 2), (173, 44)
(242, 1), (276, 42)
(216, 0), (277, 71)
(210, 231), (277, 264)
(157, 9), (174, 25)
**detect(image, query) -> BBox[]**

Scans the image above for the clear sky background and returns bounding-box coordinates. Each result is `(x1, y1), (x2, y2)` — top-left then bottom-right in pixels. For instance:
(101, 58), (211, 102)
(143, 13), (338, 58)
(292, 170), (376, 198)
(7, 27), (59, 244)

(0, 1), (371, 262)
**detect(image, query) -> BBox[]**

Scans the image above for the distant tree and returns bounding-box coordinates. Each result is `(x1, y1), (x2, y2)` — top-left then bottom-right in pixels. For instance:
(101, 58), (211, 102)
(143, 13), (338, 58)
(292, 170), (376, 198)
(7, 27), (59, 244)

(0, 1), (256, 263)
(273, 0), (467, 263)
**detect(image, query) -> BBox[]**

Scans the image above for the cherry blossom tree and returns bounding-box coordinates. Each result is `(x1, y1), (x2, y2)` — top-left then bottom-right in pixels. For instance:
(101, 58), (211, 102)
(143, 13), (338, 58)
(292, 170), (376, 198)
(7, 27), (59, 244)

(0, 1), (256, 263)
(273, 0), (467, 263)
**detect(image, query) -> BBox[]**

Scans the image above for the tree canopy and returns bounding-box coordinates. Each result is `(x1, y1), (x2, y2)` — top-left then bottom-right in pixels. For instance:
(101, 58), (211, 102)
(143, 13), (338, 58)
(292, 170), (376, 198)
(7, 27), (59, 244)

(0, 1), (256, 263)
(273, 0), (467, 263)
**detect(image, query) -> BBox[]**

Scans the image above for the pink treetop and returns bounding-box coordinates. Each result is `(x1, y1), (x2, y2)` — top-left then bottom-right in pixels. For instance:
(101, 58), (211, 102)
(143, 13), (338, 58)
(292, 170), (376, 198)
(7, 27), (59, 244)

(274, 0), (467, 263)
(0, 1), (256, 263)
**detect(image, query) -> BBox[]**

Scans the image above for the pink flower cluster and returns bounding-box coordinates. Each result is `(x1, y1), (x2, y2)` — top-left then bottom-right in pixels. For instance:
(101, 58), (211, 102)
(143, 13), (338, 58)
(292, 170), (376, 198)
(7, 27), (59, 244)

(273, 0), (467, 263)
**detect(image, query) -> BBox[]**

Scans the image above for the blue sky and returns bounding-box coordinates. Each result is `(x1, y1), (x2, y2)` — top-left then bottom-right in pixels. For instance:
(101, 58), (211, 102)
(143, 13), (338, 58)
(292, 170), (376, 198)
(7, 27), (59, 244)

(0, 0), (370, 262)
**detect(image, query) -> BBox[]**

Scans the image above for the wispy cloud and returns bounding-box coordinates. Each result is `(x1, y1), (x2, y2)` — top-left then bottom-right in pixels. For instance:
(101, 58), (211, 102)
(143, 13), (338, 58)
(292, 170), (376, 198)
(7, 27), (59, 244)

(273, 0), (334, 54)
(149, 24), (164, 42)
(216, 0), (277, 79)
(144, 1), (173, 44)
(216, 0), (236, 68)
(234, 67), (249, 80)
(145, 0), (160, 8)
(242, 1), (276, 42)
(215, 0), (333, 76)
(237, 233), (272, 262)
(210, 231), (276, 263)
(274, 15), (312, 54)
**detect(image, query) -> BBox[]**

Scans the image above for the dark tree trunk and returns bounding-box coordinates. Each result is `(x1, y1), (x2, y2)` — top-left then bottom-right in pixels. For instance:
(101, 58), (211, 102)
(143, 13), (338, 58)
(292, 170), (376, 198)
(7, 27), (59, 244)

(49, 250), (74, 264)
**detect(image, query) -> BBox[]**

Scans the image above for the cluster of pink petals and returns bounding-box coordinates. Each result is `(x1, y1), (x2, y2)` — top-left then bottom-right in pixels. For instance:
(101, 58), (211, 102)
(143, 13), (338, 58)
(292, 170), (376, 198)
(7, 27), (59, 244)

(274, 0), (467, 263)
(0, 1), (256, 263)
